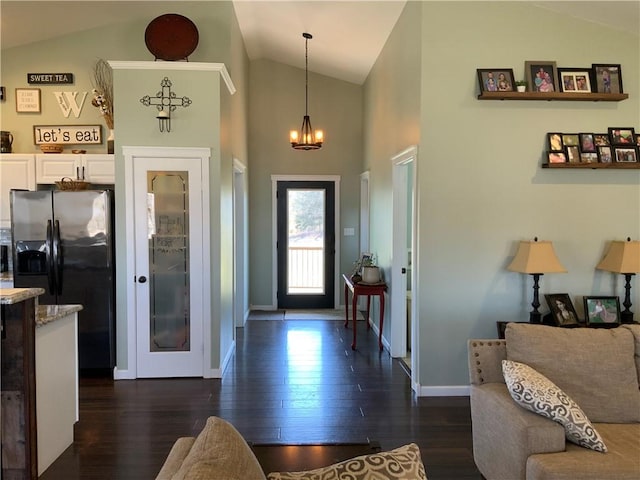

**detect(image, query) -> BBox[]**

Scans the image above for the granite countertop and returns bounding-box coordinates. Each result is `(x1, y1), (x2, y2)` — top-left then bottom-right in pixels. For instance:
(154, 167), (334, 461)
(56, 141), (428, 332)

(0, 287), (45, 305)
(36, 304), (83, 327)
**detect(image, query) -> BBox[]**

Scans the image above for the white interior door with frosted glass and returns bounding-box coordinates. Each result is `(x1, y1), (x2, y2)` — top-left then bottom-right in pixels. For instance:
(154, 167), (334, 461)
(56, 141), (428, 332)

(134, 156), (204, 378)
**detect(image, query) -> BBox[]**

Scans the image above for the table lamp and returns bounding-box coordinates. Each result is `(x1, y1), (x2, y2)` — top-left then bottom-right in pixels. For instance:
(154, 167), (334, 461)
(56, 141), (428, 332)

(507, 237), (567, 323)
(596, 237), (640, 324)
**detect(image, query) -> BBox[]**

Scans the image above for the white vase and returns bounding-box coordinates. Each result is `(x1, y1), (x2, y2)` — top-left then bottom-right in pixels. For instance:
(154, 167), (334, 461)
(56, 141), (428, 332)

(517, 85), (526, 92)
(362, 266), (380, 283)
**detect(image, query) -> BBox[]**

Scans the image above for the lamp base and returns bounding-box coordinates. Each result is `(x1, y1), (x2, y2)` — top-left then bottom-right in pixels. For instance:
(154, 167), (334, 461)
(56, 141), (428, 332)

(620, 310), (635, 324)
(529, 311), (542, 324)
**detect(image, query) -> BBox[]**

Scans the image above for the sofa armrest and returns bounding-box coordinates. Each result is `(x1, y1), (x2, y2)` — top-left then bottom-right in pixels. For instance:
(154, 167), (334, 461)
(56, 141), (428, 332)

(470, 383), (565, 480)
(155, 437), (196, 480)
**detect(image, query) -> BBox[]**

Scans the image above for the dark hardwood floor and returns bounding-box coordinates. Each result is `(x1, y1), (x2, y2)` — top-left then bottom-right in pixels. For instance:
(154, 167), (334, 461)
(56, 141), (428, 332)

(40, 315), (481, 479)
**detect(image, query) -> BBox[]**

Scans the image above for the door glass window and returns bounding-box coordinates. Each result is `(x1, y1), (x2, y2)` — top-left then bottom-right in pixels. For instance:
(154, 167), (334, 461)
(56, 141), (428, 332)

(147, 171), (190, 352)
(287, 189), (324, 295)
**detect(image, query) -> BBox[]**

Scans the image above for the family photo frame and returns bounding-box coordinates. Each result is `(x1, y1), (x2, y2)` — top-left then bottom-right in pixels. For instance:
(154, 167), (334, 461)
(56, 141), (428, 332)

(592, 64), (623, 94)
(558, 68), (592, 93)
(584, 296), (620, 326)
(476, 68), (515, 93)
(525, 61), (558, 93)
(545, 127), (638, 165)
(544, 293), (580, 327)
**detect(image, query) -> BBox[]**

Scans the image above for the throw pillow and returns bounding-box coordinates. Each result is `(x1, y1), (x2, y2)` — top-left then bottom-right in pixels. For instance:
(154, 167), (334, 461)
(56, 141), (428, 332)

(266, 443), (427, 480)
(502, 360), (607, 453)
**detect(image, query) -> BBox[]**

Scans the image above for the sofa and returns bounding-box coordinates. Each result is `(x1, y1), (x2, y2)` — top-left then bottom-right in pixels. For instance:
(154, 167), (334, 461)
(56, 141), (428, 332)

(155, 416), (427, 479)
(468, 322), (640, 480)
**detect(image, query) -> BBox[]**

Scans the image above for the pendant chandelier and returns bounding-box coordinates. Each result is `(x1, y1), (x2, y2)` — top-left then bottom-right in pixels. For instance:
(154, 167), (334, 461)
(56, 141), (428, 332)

(289, 32), (324, 150)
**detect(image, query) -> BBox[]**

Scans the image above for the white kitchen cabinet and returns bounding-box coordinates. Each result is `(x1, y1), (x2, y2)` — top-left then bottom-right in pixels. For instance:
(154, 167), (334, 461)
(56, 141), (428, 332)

(0, 154), (36, 227)
(36, 154), (114, 184)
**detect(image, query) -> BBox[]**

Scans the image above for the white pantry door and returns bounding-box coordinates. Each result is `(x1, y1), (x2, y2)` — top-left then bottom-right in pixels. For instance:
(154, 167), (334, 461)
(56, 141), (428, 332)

(134, 156), (204, 377)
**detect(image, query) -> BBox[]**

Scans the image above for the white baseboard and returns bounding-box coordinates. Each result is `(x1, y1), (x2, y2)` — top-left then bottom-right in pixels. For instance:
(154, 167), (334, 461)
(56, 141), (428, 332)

(249, 304), (276, 311)
(417, 385), (470, 397)
(113, 367), (136, 380)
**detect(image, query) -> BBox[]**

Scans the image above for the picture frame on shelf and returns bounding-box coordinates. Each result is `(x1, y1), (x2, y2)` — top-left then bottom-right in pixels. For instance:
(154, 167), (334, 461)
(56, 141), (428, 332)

(562, 133), (579, 147)
(580, 152), (598, 163)
(545, 293), (581, 326)
(566, 145), (580, 163)
(613, 146), (638, 163)
(547, 132), (563, 151)
(548, 152), (566, 164)
(525, 61), (558, 92)
(598, 146), (613, 163)
(579, 133), (596, 152)
(15, 88), (41, 113)
(476, 68), (515, 93)
(584, 296), (620, 326)
(592, 64), (623, 94)
(593, 133), (610, 146)
(608, 127), (635, 145)
(557, 68), (592, 93)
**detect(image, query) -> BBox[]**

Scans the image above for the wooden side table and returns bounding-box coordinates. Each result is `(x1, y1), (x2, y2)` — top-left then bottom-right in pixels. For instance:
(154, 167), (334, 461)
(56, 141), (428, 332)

(343, 274), (387, 350)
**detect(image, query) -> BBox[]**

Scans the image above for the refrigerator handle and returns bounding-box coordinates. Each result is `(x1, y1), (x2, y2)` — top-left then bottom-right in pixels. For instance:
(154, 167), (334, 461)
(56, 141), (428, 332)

(53, 219), (63, 295)
(46, 220), (55, 295)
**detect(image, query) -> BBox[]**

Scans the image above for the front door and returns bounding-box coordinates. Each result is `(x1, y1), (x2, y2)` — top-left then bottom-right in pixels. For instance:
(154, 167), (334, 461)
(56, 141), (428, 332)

(277, 181), (335, 309)
(134, 156), (204, 377)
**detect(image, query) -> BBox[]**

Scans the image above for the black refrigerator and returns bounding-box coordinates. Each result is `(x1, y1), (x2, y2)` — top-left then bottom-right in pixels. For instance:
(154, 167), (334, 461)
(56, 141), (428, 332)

(10, 189), (116, 374)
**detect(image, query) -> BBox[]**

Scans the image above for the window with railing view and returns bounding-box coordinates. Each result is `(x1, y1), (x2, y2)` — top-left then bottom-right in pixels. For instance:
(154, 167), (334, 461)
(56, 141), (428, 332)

(287, 189), (324, 294)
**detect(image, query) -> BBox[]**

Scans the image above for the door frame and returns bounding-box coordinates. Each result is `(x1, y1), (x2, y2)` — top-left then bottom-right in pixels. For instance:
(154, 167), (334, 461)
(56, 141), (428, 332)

(390, 145), (419, 392)
(120, 146), (211, 379)
(271, 175), (341, 310)
(233, 158), (248, 327)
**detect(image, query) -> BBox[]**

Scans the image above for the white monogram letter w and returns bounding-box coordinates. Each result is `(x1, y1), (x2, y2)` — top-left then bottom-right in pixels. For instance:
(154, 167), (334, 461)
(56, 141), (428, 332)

(53, 91), (88, 118)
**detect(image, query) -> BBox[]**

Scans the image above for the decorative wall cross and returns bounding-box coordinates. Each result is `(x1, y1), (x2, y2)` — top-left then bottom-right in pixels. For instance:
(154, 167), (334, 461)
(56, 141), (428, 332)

(140, 77), (192, 132)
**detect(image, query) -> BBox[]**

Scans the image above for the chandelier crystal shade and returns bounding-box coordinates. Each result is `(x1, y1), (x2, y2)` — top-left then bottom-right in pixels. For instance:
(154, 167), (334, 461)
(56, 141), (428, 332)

(290, 33), (324, 150)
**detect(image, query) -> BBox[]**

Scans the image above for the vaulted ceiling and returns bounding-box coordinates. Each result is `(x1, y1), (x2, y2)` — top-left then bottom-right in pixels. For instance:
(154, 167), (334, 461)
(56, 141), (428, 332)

(1, 1), (637, 85)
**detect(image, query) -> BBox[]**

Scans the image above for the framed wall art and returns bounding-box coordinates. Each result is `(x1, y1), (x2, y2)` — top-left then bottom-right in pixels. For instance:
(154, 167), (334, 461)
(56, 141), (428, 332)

(15, 88), (41, 113)
(584, 296), (620, 326)
(566, 145), (580, 163)
(547, 132), (563, 152)
(562, 133), (579, 147)
(548, 152), (566, 164)
(598, 146), (613, 163)
(613, 146), (638, 163)
(525, 61), (558, 92)
(592, 64), (623, 94)
(579, 133), (596, 152)
(608, 127), (635, 145)
(477, 69), (515, 93)
(558, 68), (592, 93)
(544, 293), (580, 326)
(593, 133), (609, 146)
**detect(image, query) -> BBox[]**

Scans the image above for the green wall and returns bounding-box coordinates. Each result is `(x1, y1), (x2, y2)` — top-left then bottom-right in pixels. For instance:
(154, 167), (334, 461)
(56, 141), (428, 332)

(364, 0), (639, 392)
(248, 59), (364, 307)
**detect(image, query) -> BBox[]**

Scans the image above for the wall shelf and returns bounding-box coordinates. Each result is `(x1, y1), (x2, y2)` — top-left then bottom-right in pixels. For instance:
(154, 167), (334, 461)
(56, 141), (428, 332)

(478, 92), (628, 102)
(542, 163), (640, 169)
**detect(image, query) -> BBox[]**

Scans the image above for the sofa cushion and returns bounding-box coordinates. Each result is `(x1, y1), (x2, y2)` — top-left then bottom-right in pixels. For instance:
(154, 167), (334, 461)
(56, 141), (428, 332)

(505, 323), (640, 423)
(526, 423), (640, 480)
(621, 324), (640, 387)
(266, 443), (427, 480)
(502, 360), (607, 452)
(171, 416), (266, 480)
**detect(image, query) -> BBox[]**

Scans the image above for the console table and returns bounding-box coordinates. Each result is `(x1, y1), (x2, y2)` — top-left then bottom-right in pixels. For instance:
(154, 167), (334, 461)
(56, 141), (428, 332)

(342, 274), (387, 351)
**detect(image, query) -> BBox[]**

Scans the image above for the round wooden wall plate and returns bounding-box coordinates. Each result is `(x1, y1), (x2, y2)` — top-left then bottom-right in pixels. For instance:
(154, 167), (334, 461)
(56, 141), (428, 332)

(145, 14), (199, 61)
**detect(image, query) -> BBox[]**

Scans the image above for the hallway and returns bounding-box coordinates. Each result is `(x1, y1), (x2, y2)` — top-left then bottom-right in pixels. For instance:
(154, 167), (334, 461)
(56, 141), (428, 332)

(40, 316), (479, 479)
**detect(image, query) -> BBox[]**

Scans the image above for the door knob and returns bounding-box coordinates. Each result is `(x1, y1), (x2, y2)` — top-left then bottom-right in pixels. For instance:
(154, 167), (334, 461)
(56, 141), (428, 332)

(138, 275), (147, 283)
(401, 267), (407, 274)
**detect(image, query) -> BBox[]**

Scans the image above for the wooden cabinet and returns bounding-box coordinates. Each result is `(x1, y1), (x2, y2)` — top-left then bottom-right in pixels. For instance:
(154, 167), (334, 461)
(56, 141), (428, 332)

(36, 154), (114, 184)
(0, 154), (36, 227)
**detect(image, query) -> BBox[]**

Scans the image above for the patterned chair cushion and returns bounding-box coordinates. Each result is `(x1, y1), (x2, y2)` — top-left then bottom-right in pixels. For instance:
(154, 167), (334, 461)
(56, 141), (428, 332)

(502, 360), (607, 453)
(266, 443), (427, 480)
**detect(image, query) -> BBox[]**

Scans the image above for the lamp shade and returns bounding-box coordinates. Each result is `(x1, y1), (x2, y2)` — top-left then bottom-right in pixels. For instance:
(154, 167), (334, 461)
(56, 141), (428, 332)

(596, 239), (640, 273)
(507, 240), (567, 274)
